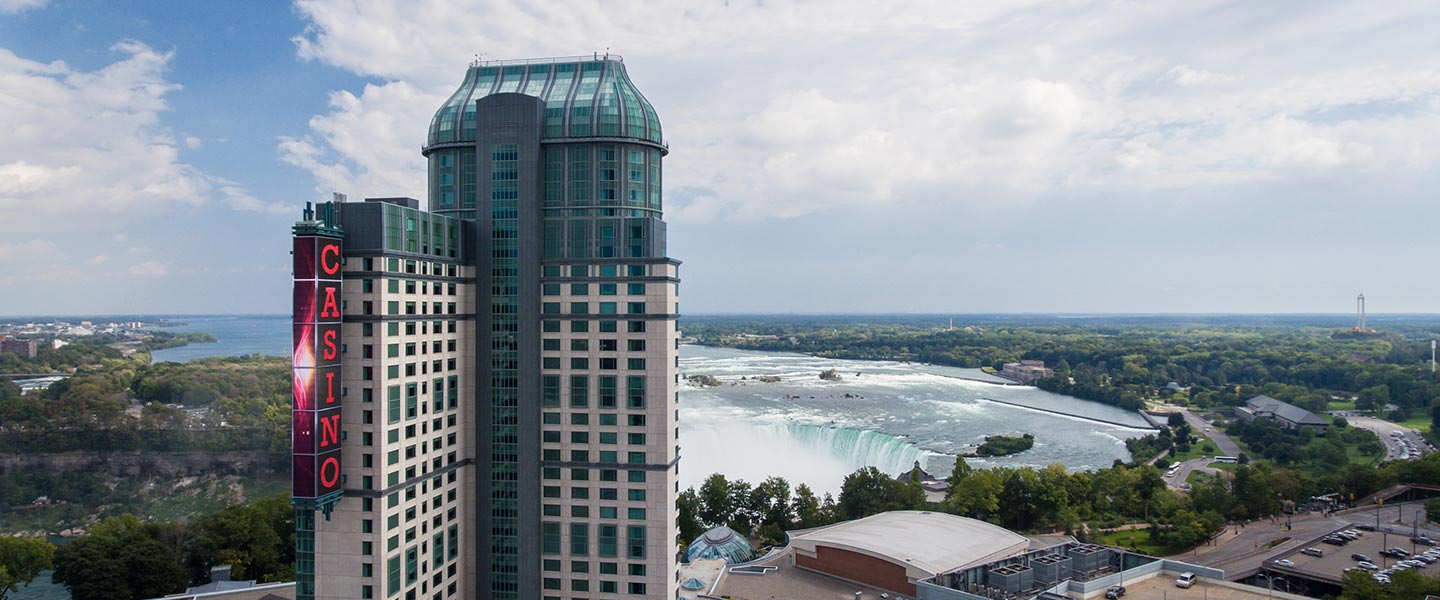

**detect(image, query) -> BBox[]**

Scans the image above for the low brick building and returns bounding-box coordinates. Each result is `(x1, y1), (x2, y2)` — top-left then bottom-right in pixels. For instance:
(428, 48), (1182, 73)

(788, 510), (1030, 597)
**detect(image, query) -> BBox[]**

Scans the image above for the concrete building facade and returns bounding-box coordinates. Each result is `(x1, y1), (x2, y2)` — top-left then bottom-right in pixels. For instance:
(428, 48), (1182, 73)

(294, 55), (678, 600)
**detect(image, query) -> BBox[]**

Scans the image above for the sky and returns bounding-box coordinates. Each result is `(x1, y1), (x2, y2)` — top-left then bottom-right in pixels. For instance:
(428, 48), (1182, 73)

(1, 0), (1439, 315)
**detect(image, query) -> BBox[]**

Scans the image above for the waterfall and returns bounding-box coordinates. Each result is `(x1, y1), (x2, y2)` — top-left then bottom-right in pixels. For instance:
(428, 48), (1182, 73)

(679, 418), (937, 494)
(761, 423), (933, 477)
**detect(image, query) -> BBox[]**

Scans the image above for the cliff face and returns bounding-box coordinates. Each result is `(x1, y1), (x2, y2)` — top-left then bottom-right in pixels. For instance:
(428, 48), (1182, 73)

(0, 450), (285, 474)
(0, 450), (288, 535)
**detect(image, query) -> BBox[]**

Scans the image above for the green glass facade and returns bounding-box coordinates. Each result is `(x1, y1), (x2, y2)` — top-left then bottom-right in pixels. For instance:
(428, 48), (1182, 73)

(425, 58), (664, 220)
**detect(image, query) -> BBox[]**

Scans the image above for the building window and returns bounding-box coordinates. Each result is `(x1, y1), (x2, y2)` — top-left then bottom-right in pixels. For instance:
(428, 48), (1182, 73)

(542, 523), (561, 554)
(626, 526), (646, 559)
(570, 523), (589, 556)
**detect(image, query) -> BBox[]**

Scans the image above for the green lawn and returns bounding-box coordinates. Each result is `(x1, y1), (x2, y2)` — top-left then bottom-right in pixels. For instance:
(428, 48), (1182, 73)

(1092, 528), (1187, 557)
(1328, 401), (1357, 412)
(1171, 442), (1220, 462)
(1186, 469), (1217, 485)
(1393, 415), (1432, 434)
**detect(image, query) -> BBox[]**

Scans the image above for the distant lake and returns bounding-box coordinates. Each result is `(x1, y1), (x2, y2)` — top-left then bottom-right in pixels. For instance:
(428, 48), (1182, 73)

(150, 315), (289, 363)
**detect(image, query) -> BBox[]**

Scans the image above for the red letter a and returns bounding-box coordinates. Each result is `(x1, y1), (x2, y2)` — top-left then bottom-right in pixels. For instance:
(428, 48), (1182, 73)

(320, 286), (340, 318)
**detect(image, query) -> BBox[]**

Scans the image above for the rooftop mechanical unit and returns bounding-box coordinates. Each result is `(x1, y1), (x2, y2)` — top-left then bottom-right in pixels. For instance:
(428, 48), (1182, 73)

(1031, 553), (1073, 584)
(1066, 544), (1110, 573)
(988, 564), (1034, 593)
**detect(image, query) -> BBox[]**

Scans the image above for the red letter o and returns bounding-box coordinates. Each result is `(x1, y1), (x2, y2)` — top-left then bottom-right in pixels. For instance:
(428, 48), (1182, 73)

(319, 456), (341, 489)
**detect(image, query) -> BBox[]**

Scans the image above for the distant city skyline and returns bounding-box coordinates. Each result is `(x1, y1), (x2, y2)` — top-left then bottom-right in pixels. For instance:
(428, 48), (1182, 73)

(2, 1), (1439, 315)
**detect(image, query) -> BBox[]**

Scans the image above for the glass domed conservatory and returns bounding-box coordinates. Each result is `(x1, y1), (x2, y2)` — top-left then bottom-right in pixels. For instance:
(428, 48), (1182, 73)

(685, 526), (758, 564)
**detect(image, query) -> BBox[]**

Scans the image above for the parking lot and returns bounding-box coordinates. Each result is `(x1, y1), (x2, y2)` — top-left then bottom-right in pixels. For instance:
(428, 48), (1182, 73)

(1263, 524), (1440, 585)
(1343, 416), (1432, 460)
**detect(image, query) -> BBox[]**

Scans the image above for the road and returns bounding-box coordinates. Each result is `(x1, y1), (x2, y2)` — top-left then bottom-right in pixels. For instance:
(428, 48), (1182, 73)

(1166, 457), (1218, 490)
(1339, 500), (1440, 535)
(1345, 416), (1431, 460)
(1179, 408), (1243, 458)
(1187, 512), (1347, 579)
(1182, 501), (1440, 581)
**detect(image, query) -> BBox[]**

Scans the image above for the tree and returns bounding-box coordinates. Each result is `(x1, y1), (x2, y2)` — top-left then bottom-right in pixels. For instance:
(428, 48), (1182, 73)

(792, 484), (823, 529)
(948, 469), (1002, 521)
(698, 474), (734, 527)
(838, 467), (894, 520)
(676, 489), (705, 546)
(1167, 412), (1185, 427)
(726, 479), (756, 534)
(0, 537), (54, 600)
(1358, 385), (1390, 413)
(52, 515), (188, 600)
(53, 536), (130, 600)
(947, 457), (973, 490)
(752, 477), (792, 531)
(1136, 466), (1166, 521)
(194, 494), (294, 582)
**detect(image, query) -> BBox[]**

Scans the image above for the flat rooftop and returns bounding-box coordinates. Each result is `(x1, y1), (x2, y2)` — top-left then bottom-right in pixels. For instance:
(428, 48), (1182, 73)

(1116, 574), (1304, 600)
(791, 510), (1030, 576)
(712, 548), (896, 600)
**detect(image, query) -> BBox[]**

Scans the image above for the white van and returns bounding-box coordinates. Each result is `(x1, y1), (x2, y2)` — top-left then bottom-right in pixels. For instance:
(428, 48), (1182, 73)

(1176, 572), (1197, 588)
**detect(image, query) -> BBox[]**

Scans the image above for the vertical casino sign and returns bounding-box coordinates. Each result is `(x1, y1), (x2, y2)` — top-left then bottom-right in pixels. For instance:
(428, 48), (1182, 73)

(293, 233), (344, 502)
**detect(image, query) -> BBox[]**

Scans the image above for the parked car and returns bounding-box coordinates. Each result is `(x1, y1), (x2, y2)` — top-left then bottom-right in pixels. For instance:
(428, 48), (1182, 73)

(1106, 585), (1127, 599)
(1353, 553), (1373, 562)
(1175, 573), (1196, 589)
(1322, 536), (1347, 546)
(1357, 524), (1377, 531)
(1301, 547), (1324, 557)
(1383, 548), (1410, 558)
(1413, 536), (1436, 546)
(1275, 559), (1296, 567)
(1358, 561), (1379, 571)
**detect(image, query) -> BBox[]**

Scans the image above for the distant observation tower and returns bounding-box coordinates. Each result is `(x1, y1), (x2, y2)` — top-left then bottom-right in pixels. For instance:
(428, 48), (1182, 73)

(1352, 293), (1375, 334)
(1356, 293), (1366, 331)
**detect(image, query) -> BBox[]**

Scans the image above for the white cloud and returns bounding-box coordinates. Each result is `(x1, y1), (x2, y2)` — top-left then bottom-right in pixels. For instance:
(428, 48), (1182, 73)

(0, 41), (275, 227)
(128, 261), (169, 276)
(284, 1), (1440, 223)
(113, 233), (127, 242)
(0, 0), (46, 14)
(0, 239), (57, 260)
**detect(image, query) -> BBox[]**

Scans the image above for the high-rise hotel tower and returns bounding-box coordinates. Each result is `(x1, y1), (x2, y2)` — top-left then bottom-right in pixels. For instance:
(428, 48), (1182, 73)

(291, 55), (679, 600)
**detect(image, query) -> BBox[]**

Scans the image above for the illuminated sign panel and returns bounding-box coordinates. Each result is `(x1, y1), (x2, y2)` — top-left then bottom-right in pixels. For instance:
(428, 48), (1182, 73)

(293, 235), (344, 501)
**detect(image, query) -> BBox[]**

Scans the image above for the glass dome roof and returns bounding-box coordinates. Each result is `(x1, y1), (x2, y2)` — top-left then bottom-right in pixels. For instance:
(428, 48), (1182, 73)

(423, 55), (663, 152)
(685, 526), (757, 565)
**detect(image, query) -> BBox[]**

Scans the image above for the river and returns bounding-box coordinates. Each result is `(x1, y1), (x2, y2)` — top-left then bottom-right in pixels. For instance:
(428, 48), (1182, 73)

(140, 316), (1151, 495)
(677, 344), (1152, 494)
